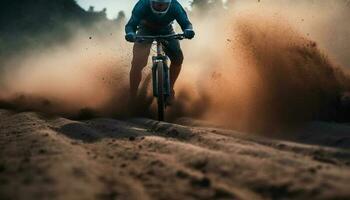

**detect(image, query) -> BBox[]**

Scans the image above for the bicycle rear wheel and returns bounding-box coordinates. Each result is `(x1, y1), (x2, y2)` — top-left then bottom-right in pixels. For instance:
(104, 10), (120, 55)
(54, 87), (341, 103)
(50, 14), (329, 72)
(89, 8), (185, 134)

(157, 62), (165, 121)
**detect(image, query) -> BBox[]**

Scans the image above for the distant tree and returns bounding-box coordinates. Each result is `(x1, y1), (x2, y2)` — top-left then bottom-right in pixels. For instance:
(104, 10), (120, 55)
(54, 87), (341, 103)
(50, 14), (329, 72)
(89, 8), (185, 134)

(191, 0), (225, 15)
(0, 0), (110, 59)
(100, 8), (107, 18)
(88, 6), (94, 12)
(191, 0), (210, 13)
(115, 11), (125, 22)
(114, 11), (126, 29)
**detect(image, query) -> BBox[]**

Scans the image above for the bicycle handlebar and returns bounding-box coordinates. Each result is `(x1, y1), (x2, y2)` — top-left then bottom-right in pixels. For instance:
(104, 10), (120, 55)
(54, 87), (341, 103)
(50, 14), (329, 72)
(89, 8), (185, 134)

(135, 33), (185, 42)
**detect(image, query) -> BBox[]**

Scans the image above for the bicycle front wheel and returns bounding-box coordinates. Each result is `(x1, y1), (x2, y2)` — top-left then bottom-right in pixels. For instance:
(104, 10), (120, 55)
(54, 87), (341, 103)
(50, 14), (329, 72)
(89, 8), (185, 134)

(157, 61), (165, 121)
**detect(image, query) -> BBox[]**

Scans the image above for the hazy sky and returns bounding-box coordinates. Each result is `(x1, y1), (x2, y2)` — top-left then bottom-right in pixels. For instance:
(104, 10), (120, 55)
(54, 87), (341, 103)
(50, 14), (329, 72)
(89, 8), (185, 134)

(76, 0), (190, 19)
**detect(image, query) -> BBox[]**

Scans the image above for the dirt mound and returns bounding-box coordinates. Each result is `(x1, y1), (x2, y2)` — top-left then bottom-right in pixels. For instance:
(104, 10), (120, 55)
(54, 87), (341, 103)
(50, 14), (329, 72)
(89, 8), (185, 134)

(1, 110), (350, 200)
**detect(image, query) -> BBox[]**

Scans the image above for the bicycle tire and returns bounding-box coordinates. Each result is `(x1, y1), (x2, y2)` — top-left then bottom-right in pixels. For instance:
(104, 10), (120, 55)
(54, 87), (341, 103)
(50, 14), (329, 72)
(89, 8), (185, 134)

(157, 61), (165, 121)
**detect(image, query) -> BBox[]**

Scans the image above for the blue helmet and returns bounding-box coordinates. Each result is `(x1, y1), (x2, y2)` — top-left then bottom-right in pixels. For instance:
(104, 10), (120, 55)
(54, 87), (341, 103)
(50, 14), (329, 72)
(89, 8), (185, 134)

(150, 0), (172, 16)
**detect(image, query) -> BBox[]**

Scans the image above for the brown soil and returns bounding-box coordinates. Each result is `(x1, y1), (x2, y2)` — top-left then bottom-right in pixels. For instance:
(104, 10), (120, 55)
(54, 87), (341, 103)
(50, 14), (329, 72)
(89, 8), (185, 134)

(1, 109), (349, 200)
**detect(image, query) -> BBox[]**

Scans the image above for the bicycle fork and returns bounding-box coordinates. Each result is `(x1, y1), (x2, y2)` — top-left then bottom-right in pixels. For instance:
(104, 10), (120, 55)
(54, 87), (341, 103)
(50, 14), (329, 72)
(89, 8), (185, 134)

(152, 56), (170, 97)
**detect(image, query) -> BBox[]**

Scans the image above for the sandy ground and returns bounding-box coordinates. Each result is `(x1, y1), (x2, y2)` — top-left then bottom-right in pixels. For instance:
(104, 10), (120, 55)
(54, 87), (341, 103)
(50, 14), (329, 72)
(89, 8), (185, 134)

(0, 109), (350, 200)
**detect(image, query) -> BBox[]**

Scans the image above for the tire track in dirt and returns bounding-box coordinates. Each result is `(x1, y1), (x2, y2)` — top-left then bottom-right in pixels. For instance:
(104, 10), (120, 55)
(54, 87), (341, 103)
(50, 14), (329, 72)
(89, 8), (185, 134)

(0, 111), (150, 200)
(1, 110), (350, 200)
(130, 119), (350, 200)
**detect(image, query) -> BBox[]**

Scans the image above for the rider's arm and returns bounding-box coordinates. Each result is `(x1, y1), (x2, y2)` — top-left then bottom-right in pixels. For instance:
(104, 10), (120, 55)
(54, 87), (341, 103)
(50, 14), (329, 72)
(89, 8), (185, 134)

(174, 2), (193, 31)
(125, 1), (144, 34)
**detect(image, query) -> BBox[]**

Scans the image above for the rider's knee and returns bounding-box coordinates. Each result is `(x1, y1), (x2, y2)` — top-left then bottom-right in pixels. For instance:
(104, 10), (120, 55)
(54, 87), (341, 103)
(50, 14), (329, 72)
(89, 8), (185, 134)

(170, 51), (184, 66)
(131, 58), (148, 71)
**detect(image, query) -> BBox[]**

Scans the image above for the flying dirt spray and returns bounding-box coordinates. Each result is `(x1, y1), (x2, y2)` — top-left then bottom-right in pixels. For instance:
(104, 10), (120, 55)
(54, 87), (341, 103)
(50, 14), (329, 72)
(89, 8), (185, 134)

(169, 0), (350, 133)
(0, 0), (349, 133)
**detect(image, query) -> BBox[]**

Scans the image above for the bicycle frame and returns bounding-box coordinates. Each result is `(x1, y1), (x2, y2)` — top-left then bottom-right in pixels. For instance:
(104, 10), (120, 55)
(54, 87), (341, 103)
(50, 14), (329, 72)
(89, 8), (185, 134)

(134, 33), (185, 120)
(152, 40), (170, 97)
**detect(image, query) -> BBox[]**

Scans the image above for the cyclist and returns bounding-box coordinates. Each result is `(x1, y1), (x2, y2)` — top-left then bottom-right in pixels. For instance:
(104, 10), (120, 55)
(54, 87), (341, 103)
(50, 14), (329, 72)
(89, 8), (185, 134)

(125, 0), (195, 104)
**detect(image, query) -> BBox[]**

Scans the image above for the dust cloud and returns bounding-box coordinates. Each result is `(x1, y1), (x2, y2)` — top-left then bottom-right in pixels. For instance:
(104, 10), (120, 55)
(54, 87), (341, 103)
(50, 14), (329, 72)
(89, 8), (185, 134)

(169, 0), (350, 133)
(0, 0), (350, 133)
(0, 26), (131, 117)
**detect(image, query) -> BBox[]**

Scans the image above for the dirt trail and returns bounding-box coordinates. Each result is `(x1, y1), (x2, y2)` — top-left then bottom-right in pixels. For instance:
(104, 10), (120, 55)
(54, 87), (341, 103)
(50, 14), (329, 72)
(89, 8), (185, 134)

(1, 109), (350, 200)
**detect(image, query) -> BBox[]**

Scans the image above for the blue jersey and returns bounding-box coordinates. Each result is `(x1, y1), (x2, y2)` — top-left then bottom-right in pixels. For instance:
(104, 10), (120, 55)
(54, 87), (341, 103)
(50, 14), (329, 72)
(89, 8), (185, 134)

(125, 0), (193, 34)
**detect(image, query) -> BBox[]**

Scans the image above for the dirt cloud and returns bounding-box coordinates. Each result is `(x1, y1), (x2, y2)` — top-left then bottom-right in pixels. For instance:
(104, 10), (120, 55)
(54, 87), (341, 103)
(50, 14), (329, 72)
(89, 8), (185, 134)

(0, 26), (131, 117)
(170, 1), (350, 133)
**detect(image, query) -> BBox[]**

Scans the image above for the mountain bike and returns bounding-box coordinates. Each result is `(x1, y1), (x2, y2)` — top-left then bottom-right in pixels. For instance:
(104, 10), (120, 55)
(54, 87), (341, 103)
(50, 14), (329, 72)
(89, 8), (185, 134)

(135, 33), (185, 121)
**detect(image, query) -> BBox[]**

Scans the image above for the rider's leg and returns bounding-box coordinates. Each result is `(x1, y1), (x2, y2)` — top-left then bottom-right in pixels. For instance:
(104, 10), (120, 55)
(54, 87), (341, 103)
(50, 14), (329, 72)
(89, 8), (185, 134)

(169, 51), (184, 92)
(130, 42), (152, 99)
(163, 39), (184, 93)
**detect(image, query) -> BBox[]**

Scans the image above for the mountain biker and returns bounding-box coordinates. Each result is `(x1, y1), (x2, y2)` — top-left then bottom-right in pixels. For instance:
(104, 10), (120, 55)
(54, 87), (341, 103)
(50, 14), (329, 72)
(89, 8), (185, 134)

(125, 0), (195, 104)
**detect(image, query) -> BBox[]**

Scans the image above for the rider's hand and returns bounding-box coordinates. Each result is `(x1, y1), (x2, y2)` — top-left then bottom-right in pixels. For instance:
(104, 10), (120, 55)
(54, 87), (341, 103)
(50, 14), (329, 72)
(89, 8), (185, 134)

(125, 32), (136, 42)
(184, 29), (195, 39)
